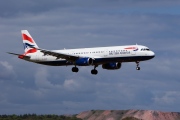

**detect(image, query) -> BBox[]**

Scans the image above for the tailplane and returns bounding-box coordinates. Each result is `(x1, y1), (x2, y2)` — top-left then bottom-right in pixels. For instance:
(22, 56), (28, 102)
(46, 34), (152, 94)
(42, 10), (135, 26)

(21, 30), (38, 55)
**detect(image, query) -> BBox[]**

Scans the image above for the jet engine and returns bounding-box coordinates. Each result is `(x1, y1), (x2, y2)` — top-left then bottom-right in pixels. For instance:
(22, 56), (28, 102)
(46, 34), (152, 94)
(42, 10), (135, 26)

(102, 62), (121, 70)
(75, 58), (93, 66)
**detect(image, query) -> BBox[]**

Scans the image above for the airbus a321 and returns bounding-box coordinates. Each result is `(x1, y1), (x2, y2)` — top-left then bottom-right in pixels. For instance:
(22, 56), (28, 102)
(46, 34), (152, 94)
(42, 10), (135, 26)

(8, 30), (155, 75)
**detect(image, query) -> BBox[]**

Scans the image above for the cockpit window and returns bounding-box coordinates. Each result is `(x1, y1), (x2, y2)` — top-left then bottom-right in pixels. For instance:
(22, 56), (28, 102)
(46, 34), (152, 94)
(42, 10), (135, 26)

(141, 48), (150, 51)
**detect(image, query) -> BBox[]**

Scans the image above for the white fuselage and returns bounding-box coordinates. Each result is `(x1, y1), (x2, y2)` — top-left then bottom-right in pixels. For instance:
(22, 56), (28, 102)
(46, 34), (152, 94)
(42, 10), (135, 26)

(26, 45), (155, 66)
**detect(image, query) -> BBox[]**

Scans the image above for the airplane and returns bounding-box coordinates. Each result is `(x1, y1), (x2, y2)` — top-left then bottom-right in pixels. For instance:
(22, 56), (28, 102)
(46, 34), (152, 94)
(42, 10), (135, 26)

(8, 30), (155, 75)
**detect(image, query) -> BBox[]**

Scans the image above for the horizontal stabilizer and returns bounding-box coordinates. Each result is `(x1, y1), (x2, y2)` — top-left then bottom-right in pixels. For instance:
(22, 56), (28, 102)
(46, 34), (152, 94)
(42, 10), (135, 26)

(7, 52), (22, 56)
(7, 52), (30, 59)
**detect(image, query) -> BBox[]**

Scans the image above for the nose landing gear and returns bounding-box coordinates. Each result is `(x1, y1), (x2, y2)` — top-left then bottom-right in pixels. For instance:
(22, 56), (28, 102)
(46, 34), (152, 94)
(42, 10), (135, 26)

(136, 61), (140, 70)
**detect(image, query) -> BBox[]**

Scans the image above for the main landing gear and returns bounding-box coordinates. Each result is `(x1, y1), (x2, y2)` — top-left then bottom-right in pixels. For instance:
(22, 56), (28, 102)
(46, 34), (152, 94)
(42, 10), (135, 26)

(72, 65), (98, 75)
(91, 65), (98, 75)
(136, 61), (140, 70)
(72, 66), (79, 72)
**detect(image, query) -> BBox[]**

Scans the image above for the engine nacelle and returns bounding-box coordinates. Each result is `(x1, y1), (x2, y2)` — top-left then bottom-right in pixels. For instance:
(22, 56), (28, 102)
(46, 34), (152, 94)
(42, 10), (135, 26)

(75, 58), (93, 66)
(102, 62), (121, 70)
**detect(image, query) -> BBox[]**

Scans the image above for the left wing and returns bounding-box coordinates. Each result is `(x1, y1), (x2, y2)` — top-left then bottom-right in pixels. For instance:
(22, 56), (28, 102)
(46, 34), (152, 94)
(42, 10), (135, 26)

(34, 47), (82, 61)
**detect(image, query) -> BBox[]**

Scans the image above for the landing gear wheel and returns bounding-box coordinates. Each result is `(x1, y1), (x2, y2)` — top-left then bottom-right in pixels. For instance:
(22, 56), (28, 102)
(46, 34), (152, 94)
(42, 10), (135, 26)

(91, 65), (98, 75)
(72, 67), (79, 72)
(91, 69), (98, 75)
(136, 67), (140, 70)
(136, 61), (140, 70)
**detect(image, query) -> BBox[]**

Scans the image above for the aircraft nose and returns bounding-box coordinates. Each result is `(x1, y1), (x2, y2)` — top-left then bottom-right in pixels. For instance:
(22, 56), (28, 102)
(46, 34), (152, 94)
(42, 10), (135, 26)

(149, 51), (155, 58)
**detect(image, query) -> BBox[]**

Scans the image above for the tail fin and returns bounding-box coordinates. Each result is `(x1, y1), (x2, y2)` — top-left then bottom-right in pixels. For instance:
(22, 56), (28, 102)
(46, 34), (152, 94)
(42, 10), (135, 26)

(21, 30), (38, 55)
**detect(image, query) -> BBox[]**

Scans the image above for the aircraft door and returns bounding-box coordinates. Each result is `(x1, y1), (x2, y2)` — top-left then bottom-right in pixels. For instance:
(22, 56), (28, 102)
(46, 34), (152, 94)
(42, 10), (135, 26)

(131, 50), (136, 55)
(104, 49), (109, 57)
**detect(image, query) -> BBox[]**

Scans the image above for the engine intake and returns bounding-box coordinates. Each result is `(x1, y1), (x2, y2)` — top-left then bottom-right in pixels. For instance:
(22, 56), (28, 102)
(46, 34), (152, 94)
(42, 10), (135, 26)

(75, 58), (93, 66)
(102, 62), (121, 70)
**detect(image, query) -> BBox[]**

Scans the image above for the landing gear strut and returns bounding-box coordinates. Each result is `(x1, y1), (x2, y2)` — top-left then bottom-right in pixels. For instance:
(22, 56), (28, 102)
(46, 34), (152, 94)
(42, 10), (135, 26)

(136, 61), (140, 70)
(91, 65), (98, 75)
(72, 66), (79, 72)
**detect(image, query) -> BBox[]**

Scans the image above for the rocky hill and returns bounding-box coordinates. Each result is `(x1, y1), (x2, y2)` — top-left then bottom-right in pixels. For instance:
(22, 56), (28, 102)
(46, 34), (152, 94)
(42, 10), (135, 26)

(76, 110), (180, 120)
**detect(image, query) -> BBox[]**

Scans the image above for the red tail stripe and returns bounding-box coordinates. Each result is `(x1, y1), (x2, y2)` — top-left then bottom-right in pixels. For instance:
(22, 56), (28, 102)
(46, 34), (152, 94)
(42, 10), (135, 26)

(22, 34), (34, 43)
(24, 48), (37, 55)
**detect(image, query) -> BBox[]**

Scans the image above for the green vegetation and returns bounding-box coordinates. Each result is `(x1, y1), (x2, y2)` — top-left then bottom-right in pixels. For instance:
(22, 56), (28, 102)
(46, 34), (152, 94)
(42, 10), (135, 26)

(0, 114), (82, 120)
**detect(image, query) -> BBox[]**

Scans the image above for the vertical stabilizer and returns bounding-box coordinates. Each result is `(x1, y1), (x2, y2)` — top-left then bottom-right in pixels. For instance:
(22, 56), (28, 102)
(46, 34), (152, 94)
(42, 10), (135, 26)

(21, 30), (38, 55)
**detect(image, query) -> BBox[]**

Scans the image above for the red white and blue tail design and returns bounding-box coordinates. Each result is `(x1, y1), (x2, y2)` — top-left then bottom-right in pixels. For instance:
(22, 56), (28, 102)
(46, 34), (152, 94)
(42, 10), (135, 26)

(21, 30), (38, 55)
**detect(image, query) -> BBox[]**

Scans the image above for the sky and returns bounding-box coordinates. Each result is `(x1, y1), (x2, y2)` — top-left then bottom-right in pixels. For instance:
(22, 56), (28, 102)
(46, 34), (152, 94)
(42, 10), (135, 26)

(0, 0), (180, 115)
